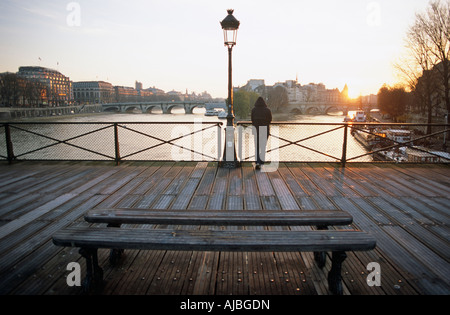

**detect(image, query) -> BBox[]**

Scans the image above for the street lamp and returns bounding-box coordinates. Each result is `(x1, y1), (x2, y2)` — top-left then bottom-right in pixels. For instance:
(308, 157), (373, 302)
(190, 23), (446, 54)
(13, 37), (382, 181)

(220, 9), (240, 168)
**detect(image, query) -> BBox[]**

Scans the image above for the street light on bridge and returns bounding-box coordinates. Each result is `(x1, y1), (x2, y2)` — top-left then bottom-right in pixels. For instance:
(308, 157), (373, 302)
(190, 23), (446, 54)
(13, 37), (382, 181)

(220, 9), (240, 168)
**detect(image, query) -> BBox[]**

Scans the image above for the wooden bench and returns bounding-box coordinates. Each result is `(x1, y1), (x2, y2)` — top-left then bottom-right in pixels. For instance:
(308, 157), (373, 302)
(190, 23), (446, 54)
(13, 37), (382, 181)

(52, 209), (376, 295)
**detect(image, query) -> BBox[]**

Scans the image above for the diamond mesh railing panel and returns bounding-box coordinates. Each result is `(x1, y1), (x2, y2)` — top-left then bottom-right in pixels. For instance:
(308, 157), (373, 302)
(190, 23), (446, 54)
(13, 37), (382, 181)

(1, 121), (448, 164)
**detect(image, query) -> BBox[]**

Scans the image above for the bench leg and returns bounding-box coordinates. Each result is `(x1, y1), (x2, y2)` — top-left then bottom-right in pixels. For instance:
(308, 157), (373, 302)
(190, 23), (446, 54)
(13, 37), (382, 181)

(107, 223), (124, 266)
(79, 248), (104, 293)
(314, 225), (328, 268)
(109, 248), (124, 266)
(314, 252), (327, 269)
(327, 251), (347, 295)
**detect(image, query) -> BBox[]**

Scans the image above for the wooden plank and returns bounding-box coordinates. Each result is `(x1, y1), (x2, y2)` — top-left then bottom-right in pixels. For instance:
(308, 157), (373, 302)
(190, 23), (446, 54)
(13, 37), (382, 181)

(278, 164), (310, 198)
(0, 161), (449, 295)
(53, 227), (376, 252)
(194, 165), (217, 195)
(242, 164), (262, 210)
(267, 169), (300, 210)
(0, 194), (107, 294)
(170, 178), (200, 209)
(228, 167), (243, 196)
(300, 165), (345, 197)
(163, 163), (193, 196)
(286, 163), (322, 196)
(382, 225), (450, 283)
(323, 165), (378, 197)
(211, 167), (228, 195)
(400, 197), (450, 226)
(227, 196), (243, 210)
(332, 196), (450, 294)
(132, 164), (170, 195)
(255, 170), (275, 196)
(85, 209), (354, 226)
(188, 251), (219, 295)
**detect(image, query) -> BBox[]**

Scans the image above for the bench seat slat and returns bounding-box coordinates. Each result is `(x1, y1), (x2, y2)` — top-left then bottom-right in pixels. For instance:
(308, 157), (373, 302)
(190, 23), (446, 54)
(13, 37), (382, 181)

(85, 209), (353, 226)
(53, 227), (376, 252)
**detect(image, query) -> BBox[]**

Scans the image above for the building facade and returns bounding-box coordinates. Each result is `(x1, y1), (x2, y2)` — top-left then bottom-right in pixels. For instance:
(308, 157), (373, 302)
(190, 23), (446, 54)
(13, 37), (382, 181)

(114, 86), (139, 102)
(17, 66), (73, 106)
(73, 81), (115, 104)
(242, 78), (349, 104)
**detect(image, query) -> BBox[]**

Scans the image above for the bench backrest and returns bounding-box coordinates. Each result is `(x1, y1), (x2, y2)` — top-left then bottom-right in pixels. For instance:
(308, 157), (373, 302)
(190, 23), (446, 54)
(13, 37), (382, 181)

(85, 209), (353, 226)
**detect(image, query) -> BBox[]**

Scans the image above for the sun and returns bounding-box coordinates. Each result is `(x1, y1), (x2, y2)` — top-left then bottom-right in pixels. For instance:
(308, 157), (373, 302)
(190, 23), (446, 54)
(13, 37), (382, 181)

(346, 87), (361, 99)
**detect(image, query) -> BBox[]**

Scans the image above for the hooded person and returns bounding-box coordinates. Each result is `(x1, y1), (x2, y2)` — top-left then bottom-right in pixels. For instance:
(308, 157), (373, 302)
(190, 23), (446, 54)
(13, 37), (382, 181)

(251, 97), (272, 169)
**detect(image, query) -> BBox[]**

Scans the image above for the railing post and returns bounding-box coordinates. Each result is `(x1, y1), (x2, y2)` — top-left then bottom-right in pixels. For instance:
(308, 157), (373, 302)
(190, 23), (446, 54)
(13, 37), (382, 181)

(341, 124), (348, 167)
(217, 123), (222, 162)
(113, 123), (121, 166)
(5, 124), (15, 164)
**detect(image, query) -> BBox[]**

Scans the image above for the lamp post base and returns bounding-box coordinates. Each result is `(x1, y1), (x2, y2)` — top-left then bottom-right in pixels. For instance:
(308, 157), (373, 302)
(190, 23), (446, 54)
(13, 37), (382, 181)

(219, 160), (241, 169)
(220, 126), (241, 169)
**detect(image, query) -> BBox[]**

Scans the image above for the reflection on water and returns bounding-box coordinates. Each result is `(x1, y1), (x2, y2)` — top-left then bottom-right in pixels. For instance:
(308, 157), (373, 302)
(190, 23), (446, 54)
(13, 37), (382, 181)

(2, 109), (371, 162)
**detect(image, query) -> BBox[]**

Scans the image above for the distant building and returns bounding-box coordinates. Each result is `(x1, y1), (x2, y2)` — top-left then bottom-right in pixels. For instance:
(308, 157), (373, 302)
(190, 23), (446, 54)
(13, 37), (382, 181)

(167, 90), (185, 101)
(361, 94), (378, 107)
(17, 66), (73, 106)
(145, 86), (166, 95)
(185, 90), (213, 101)
(114, 86), (139, 102)
(243, 79), (265, 92)
(242, 78), (349, 104)
(135, 81), (143, 91)
(73, 81), (114, 104)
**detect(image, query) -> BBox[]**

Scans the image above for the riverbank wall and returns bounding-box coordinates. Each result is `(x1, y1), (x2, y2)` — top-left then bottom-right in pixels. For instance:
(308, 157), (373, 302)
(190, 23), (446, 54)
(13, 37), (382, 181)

(0, 104), (103, 120)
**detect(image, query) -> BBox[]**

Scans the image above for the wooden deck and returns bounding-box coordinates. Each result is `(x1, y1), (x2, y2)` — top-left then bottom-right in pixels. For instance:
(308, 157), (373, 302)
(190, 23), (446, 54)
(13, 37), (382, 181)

(0, 161), (449, 296)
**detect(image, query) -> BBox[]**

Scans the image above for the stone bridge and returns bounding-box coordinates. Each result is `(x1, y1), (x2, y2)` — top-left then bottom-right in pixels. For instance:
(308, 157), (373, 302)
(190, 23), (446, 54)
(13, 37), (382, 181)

(102, 102), (226, 114)
(284, 102), (359, 115)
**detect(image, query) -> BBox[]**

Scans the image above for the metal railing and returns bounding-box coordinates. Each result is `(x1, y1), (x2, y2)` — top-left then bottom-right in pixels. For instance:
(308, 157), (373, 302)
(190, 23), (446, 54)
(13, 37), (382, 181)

(236, 122), (450, 165)
(0, 122), (223, 164)
(1, 121), (449, 165)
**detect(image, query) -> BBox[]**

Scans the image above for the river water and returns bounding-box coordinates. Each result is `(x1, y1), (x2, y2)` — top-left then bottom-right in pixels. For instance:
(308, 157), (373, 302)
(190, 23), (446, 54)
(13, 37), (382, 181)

(3, 108), (371, 162)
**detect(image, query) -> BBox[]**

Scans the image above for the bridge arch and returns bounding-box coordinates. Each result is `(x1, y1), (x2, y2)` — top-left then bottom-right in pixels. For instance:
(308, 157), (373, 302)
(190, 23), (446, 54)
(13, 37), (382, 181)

(324, 106), (343, 115)
(290, 108), (303, 115)
(166, 104), (185, 114)
(305, 106), (321, 115)
(188, 104), (205, 114)
(144, 105), (163, 114)
(124, 106), (141, 113)
(104, 106), (120, 113)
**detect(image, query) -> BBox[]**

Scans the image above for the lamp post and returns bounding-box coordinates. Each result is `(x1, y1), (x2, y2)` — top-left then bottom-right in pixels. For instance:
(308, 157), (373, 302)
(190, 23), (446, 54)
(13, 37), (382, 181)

(220, 9), (240, 168)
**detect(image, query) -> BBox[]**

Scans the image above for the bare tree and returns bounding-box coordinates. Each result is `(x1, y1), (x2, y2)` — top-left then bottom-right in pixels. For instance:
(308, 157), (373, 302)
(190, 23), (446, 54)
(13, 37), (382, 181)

(377, 84), (409, 122)
(0, 73), (24, 107)
(418, 0), (450, 114)
(267, 85), (289, 112)
(396, 0), (450, 123)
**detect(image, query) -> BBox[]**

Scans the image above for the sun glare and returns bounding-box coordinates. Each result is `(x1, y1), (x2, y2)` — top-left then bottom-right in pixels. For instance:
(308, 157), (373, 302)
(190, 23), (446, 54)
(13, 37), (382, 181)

(347, 88), (361, 100)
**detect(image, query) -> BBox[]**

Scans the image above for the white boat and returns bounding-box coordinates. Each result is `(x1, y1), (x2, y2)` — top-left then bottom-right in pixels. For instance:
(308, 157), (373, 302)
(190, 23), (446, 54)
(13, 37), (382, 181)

(352, 129), (387, 150)
(344, 110), (366, 122)
(354, 110), (367, 122)
(386, 129), (412, 144)
(218, 111), (227, 119)
(205, 109), (219, 116)
(406, 147), (450, 163)
(372, 129), (413, 162)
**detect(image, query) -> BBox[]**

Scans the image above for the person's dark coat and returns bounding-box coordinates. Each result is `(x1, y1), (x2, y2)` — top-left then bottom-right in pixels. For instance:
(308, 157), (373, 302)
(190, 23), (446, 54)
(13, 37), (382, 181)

(251, 97), (272, 165)
(251, 97), (272, 135)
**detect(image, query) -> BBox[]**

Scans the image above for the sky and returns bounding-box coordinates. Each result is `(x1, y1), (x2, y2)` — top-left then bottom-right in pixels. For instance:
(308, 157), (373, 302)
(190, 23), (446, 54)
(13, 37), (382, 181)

(0, 0), (432, 99)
